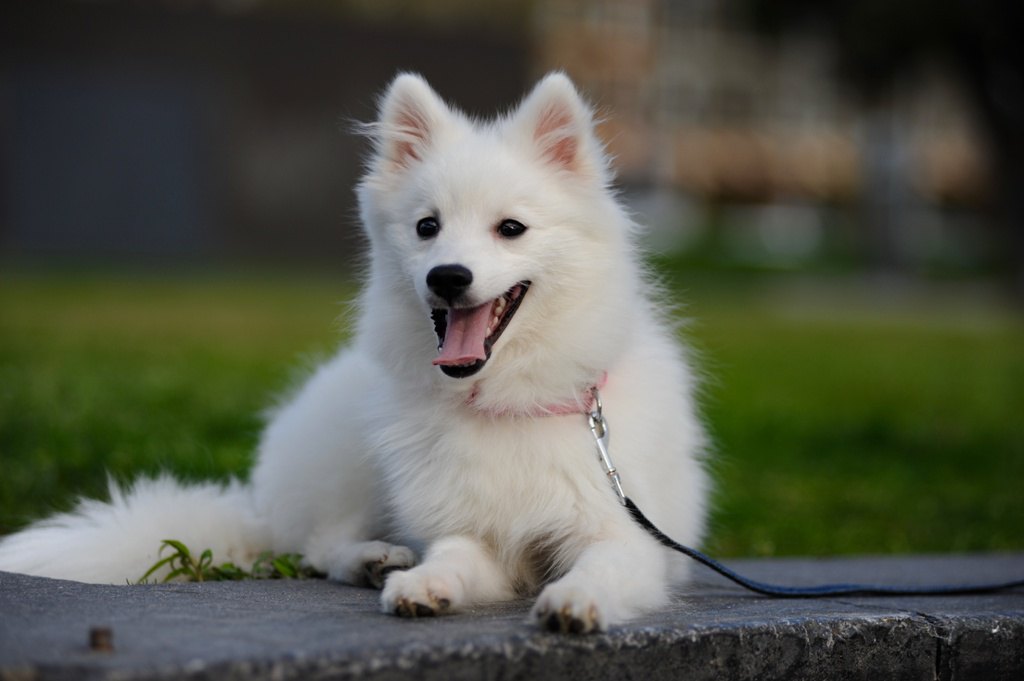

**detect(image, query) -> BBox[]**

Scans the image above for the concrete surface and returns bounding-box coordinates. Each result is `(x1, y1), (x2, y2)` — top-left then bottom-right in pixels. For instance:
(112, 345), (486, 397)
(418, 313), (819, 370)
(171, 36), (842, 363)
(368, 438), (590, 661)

(1, 553), (1022, 680)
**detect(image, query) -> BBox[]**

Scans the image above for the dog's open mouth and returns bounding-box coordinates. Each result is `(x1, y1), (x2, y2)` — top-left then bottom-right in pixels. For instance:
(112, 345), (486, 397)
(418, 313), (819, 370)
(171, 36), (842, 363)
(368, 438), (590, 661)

(431, 282), (530, 378)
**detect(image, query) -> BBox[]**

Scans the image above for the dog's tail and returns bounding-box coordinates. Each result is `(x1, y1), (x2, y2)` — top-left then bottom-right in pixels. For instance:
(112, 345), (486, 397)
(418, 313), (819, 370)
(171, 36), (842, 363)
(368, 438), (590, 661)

(0, 475), (271, 584)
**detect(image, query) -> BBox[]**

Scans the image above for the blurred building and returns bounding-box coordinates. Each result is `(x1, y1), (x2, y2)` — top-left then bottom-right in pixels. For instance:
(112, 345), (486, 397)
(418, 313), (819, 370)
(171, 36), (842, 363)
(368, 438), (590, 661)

(534, 0), (994, 267)
(0, 0), (528, 265)
(0, 0), (1000, 271)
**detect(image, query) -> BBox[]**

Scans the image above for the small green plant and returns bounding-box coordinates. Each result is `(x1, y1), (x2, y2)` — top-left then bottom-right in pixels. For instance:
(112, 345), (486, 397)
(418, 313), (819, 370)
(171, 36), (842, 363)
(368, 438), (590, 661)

(249, 549), (311, 580)
(137, 539), (318, 584)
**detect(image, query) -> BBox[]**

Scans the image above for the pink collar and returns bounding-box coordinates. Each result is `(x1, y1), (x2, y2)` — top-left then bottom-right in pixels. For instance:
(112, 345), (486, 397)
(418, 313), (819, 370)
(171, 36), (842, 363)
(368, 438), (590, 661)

(465, 372), (608, 418)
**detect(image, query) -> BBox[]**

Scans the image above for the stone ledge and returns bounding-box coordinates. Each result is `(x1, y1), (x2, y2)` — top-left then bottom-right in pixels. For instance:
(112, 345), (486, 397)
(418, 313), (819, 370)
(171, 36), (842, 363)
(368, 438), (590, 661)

(1, 553), (1022, 681)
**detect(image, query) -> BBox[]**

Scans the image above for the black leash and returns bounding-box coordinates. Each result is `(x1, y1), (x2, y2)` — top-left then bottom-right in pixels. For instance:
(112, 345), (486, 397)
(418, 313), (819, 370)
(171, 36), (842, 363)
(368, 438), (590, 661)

(586, 389), (1024, 598)
(624, 497), (1024, 597)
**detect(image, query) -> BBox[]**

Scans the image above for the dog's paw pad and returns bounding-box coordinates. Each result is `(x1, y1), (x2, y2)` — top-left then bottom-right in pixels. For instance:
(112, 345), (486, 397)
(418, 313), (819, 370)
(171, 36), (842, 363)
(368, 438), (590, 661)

(381, 569), (459, 618)
(531, 585), (606, 634)
(535, 603), (600, 634)
(363, 546), (416, 588)
(391, 593), (452, 618)
(323, 541), (418, 588)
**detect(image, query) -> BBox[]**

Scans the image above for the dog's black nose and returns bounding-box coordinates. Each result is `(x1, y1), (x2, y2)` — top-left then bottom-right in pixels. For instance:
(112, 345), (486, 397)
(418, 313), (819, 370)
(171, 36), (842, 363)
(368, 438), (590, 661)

(426, 264), (473, 305)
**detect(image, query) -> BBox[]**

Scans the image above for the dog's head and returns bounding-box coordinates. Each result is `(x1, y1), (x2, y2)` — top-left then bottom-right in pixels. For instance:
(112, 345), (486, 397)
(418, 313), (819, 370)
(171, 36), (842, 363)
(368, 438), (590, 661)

(357, 73), (637, 394)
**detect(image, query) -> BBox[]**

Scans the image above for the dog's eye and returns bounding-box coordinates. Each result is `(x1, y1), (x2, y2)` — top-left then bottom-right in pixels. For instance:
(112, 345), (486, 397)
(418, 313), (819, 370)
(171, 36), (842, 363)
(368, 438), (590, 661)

(497, 219), (527, 239)
(416, 217), (440, 239)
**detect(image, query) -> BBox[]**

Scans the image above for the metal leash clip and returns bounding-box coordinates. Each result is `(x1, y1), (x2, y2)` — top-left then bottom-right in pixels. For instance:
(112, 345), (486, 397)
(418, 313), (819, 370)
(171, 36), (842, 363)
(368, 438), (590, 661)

(587, 388), (626, 505)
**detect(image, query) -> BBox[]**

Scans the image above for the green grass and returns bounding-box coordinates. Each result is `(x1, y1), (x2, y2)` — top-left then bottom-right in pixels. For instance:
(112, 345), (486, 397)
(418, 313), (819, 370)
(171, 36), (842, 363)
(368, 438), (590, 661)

(1, 268), (1022, 557)
(0, 270), (348, 531)
(137, 539), (314, 583)
(676, 274), (1024, 556)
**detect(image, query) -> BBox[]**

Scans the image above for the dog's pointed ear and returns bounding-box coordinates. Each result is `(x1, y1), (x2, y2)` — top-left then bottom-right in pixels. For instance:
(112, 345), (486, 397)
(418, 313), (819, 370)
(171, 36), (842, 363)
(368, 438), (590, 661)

(371, 73), (449, 172)
(511, 72), (607, 180)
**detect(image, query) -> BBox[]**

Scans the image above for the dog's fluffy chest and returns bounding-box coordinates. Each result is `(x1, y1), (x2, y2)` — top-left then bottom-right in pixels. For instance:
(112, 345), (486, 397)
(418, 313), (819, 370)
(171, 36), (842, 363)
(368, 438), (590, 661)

(372, 399), (610, 584)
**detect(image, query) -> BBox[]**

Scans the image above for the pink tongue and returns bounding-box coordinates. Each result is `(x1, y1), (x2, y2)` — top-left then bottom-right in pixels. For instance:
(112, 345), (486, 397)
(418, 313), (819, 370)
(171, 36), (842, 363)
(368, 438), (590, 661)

(432, 302), (493, 366)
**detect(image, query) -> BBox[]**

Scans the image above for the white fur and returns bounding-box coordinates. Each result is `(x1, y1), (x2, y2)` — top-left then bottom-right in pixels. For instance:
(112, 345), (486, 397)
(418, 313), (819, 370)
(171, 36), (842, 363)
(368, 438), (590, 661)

(0, 73), (709, 632)
(0, 476), (267, 584)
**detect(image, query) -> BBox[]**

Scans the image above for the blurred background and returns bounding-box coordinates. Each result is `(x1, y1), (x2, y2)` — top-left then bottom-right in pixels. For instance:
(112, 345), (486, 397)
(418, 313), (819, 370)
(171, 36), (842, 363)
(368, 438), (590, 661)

(3, 0), (1023, 278)
(0, 0), (1021, 559)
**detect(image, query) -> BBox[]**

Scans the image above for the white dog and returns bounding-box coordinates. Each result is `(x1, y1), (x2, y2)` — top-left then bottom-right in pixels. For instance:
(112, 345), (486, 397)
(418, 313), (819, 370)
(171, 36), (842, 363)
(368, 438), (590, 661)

(0, 73), (709, 633)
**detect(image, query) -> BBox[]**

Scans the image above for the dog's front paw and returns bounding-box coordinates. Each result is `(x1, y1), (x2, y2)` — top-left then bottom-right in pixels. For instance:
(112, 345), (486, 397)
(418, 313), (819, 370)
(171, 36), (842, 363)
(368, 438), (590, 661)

(531, 583), (607, 634)
(381, 567), (460, 618)
(362, 544), (417, 589)
(323, 541), (417, 588)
